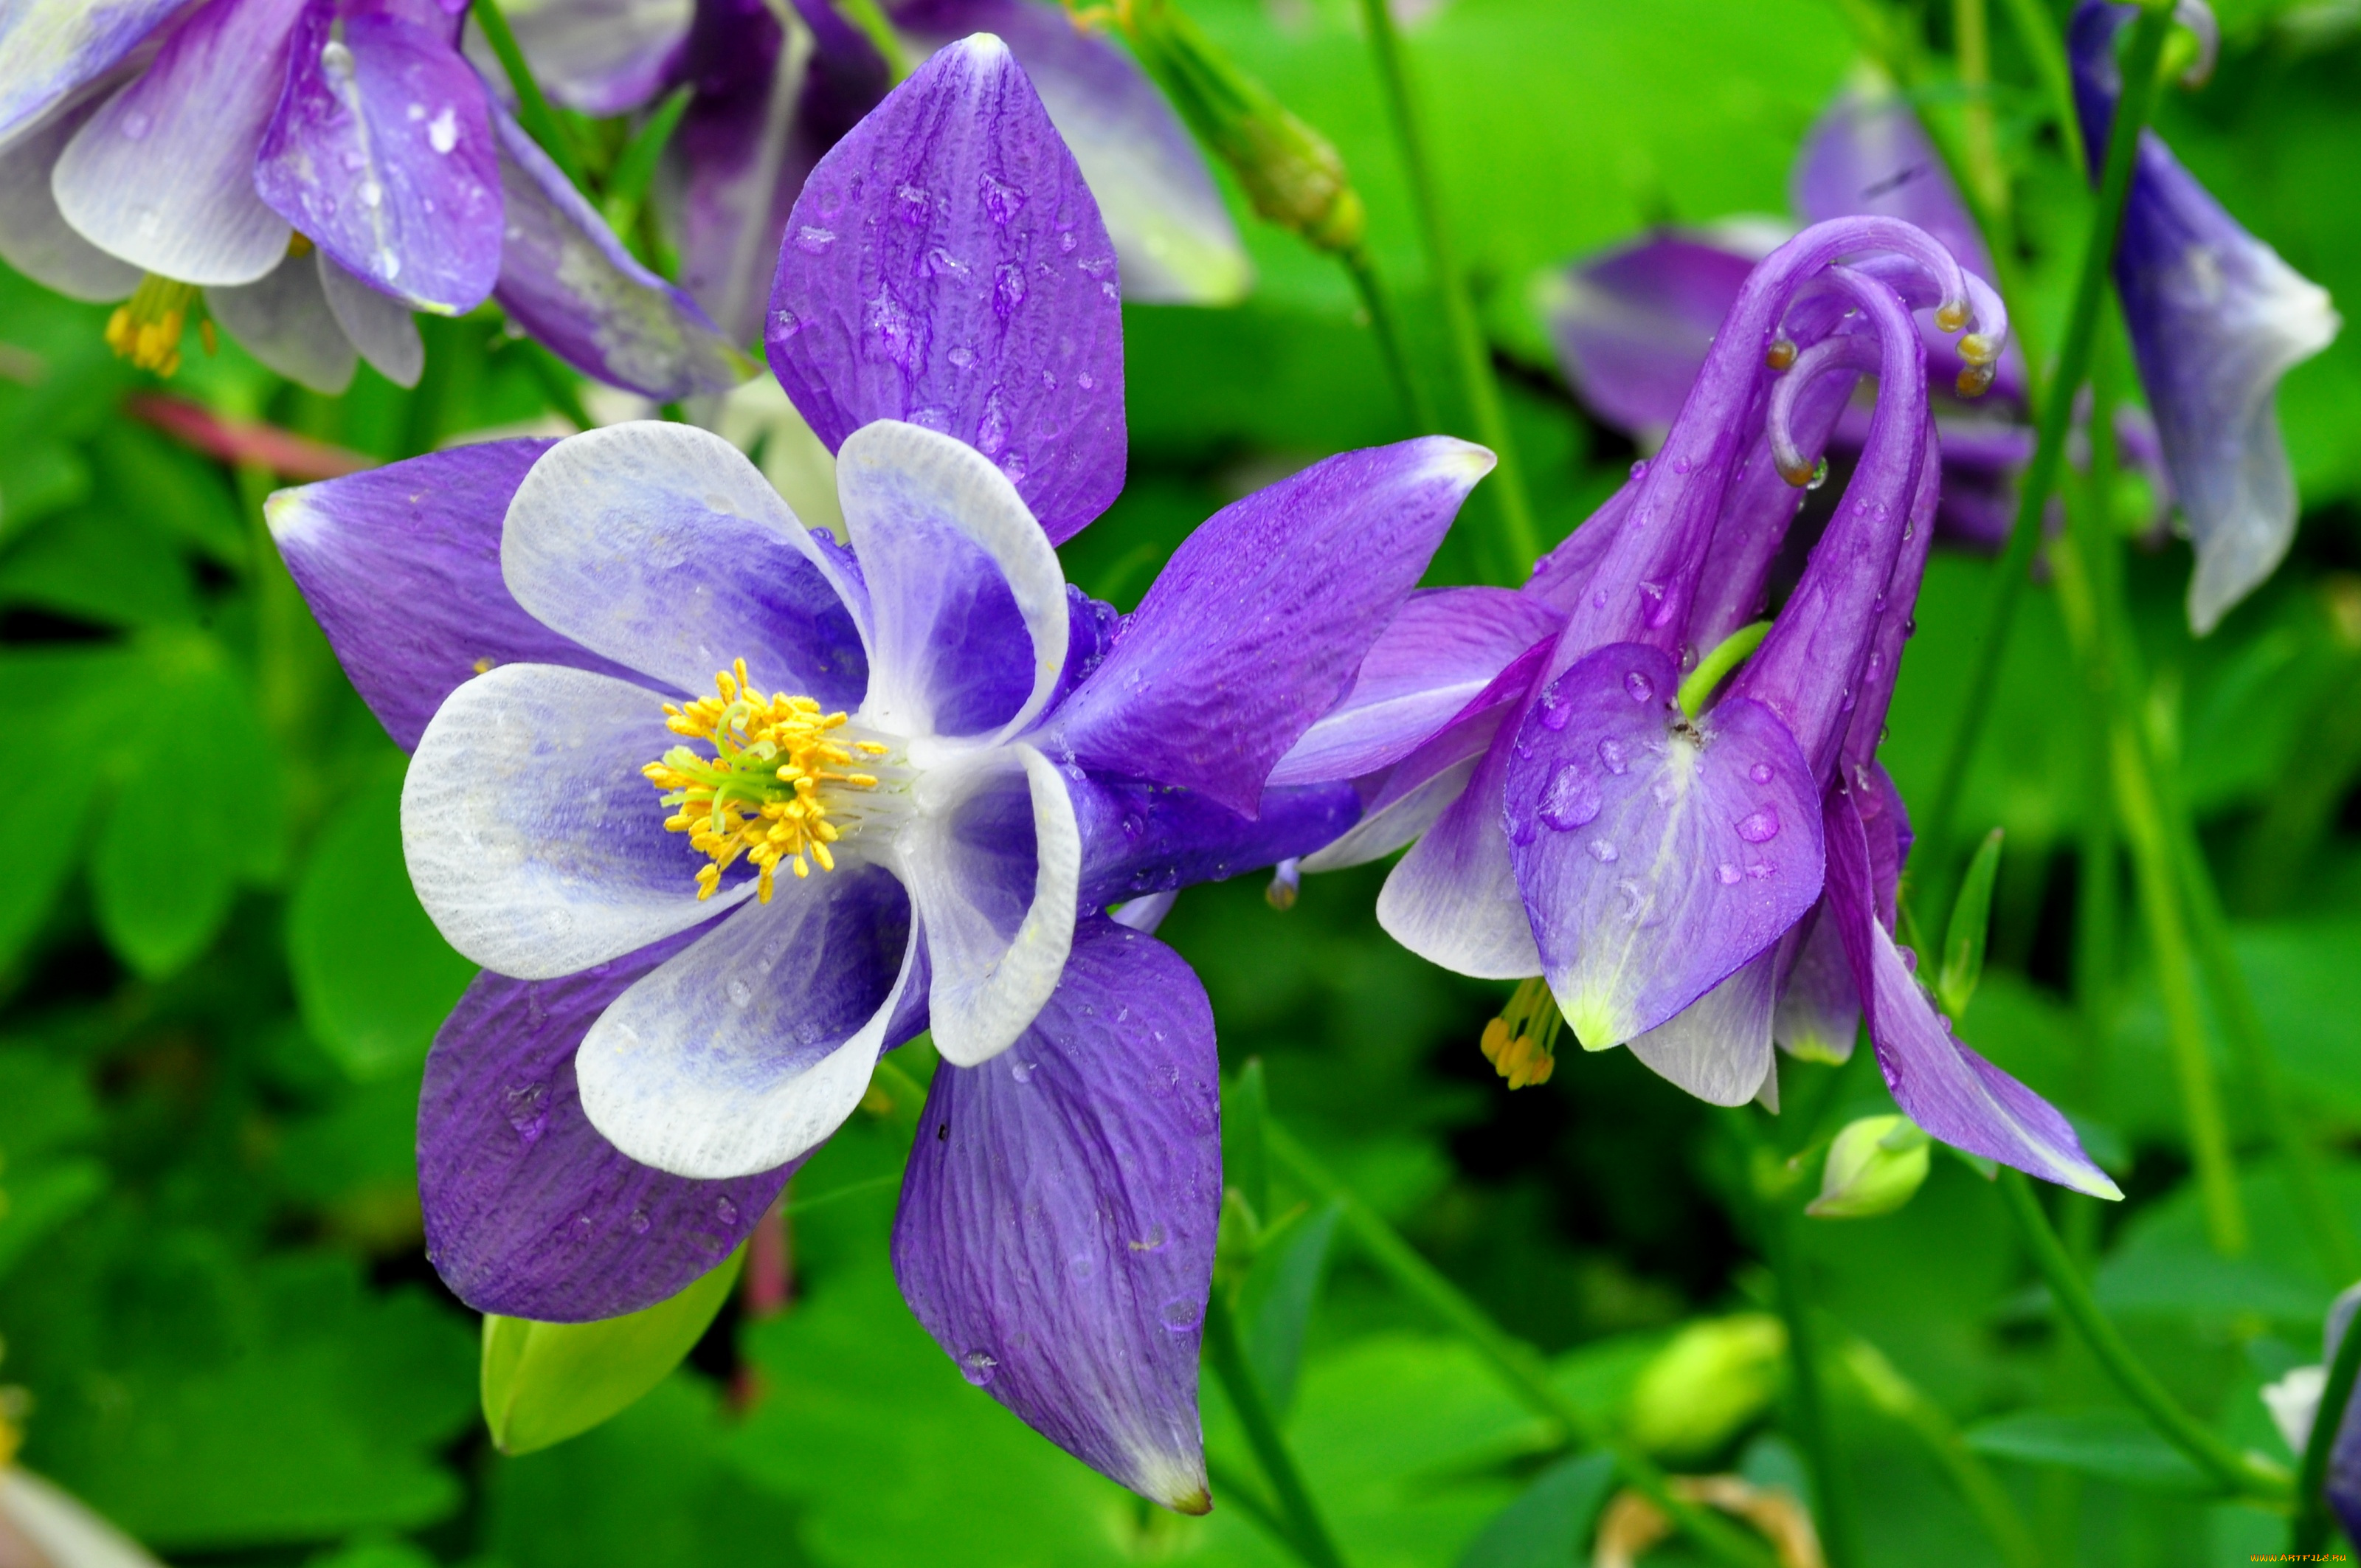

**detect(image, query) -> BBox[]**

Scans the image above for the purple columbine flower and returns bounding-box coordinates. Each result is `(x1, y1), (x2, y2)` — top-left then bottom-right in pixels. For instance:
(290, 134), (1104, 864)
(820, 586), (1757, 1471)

(1541, 86), (2169, 551)
(482, 0), (1249, 346)
(2070, 0), (2340, 632)
(0, 0), (747, 396)
(266, 35), (1487, 1507)
(1283, 214), (2118, 1198)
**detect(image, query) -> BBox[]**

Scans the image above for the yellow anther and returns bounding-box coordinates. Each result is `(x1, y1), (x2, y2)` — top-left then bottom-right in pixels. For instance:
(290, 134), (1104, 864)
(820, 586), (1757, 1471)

(646, 662), (888, 904)
(1764, 336), (1798, 371)
(1957, 332), (1999, 366)
(105, 274), (201, 376)
(1955, 362), (1997, 398)
(1479, 978), (1563, 1091)
(1935, 300), (1969, 334)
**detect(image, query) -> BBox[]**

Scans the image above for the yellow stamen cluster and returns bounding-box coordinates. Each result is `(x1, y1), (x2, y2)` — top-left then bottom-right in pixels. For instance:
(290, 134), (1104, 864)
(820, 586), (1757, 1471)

(1479, 975), (1564, 1091)
(642, 659), (891, 905)
(105, 274), (201, 376)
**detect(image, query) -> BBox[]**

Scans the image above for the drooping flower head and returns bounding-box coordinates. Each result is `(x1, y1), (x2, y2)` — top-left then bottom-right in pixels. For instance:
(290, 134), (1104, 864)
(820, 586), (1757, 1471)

(0, 0), (745, 396)
(481, 0), (1250, 347)
(268, 34), (1487, 1507)
(1284, 213), (2118, 1198)
(2070, 0), (2340, 632)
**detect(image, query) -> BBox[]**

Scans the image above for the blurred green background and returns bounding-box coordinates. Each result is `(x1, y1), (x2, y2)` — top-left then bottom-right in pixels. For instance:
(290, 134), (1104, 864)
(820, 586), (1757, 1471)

(3, 0), (2360, 1564)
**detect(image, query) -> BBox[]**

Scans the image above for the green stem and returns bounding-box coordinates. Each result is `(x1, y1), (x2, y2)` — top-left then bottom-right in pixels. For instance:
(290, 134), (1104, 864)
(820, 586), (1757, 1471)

(2292, 1306), (2361, 1553)
(1267, 1124), (1777, 1568)
(1204, 1291), (1350, 1568)
(1203, 1457), (1294, 1548)
(1352, 0), (1537, 574)
(1917, 1), (2174, 885)
(1746, 1136), (1860, 1568)
(1997, 0), (2091, 173)
(1340, 244), (1437, 433)
(1999, 1170), (2292, 1502)
(471, 0), (589, 194)
(1952, 0), (2009, 222)
(1840, 1336), (2044, 1568)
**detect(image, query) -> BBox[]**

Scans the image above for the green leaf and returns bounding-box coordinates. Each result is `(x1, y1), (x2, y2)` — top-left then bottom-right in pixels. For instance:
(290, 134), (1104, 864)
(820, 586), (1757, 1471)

(483, 1248), (744, 1457)
(1454, 1451), (1617, 1568)
(1938, 827), (2005, 1017)
(0, 503), (196, 627)
(0, 1157), (107, 1282)
(0, 438), (90, 544)
(1236, 1198), (1341, 1417)
(1962, 1409), (2213, 1491)
(288, 766), (477, 1081)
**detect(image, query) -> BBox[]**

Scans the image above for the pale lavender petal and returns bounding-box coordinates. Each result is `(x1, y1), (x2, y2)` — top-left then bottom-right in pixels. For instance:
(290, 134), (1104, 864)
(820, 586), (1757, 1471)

(1074, 776), (1361, 908)
(1626, 946), (1778, 1106)
(255, 0), (501, 315)
(493, 0), (690, 116)
(895, 0), (1248, 305)
(2070, 0), (2340, 632)
(1793, 91), (1997, 294)
(204, 255), (360, 393)
(1047, 438), (1493, 815)
(52, 0), (305, 286)
(1771, 908), (1856, 1063)
(1268, 586), (1563, 787)
(892, 914), (1215, 1513)
(491, 107), (753, 398)
(575, 862), (919, 1177)
(319, 247), (425, 385)
(0, 85), (143, 300)
(0, 0), (185, 148)
(1505, 643), (1824, 1049)
(264, 440), (651, 750)
(418, 925), (799, 1321)
(498, 421), (867, 708)
(1542, 234), (1761, 441)
(1823, 786), (2119, 1198)
(1377, 730), (1538, 979)
(766, 33), (1125, 545)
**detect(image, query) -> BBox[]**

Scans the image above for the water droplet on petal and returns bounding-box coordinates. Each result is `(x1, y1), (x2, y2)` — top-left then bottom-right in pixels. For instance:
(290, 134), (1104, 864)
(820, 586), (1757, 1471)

(1623, 670), (1654, 704)
(1588, 838), (1619, 863)
(1629, 459), (1648, 479)
(1540, 763), (1602, 831)
(1718, 863), (1742, 885)
(1749, 762), (1774, 785)
(629, 1209), (651, 1234)
(726, 978), (753, 1008)
(716, 1196), (739, 1225)
(1597, 738), (1629, 775)
(961, 1350), (1000, 1386)
(1009, 1058), (1034, 1085)
(428, 105), (459, 153)
(1159, 1296), (1203, 1333)
(1735, 805), (1782, 843)
(795, 225), (836, 254)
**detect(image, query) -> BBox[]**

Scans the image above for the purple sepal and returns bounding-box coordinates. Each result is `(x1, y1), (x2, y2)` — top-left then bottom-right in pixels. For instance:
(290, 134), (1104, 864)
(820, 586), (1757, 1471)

(497, 0), (692, 117)
(255, 0), (501, 316)
(1047, 438), (1493, 815)
(419, 928), (798, 1322)
(892, 915), (1215, 1512)
(1073, 776), (1360, 909)
(0, 0), (186, 146)
(1822, 787), (2119, 1198)
(1545, 234), (1765, 441)
(1793, 91), (1996, 301)
(1505, 642), (1824, 1049)
(263, 441), (646, 751)
(489, 108), (753, 398)
(766, 34), (1124, 545)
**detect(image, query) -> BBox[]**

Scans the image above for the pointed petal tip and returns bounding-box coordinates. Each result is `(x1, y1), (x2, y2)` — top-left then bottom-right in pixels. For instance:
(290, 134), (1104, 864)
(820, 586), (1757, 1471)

(1170, 1485), (1212, 1517)
(1423, 435), (1498, 485)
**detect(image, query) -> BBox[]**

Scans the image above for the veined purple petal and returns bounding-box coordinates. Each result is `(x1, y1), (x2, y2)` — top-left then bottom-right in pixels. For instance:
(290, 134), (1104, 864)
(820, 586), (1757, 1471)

(1377, 724), (1540, 980)
(52, 0), (306, 286)
(1626, 946), (1779, 1106)
(766, 32), (1125, 545)
(1543, 232), (1766, 441)
(894, 0), (1248, 305)
(837, 418), (1068, 741)
(2070, 0), (2340, 633)
(892, 914), (1216, 1513)
(1771, 908), (1856, 1063)
(255, 0), (501, 315)
(1047, 438), (1494, 815)
(1687, 358), (1859, 652)
(1822, 786), (2118, 1198)
(265, 440), (656, 750)
(1505, 642), (1825, 1049)
(0, 0), (187, 148)
(492, 0), (691, 117)
(575, 861), (919, 1177)
(319, 246), (426, 384)
(899, 744), (1079, 1068)
(1073, 775), (1361, 908)
(204, 252), (359, 393)
(419, 925), (798, 1321)
(0, 85), (145, 300)
(1269, 587), (1563, 788)
(490, 107), (754, 398)
(403, 663), (756, 977)
(497, 421), (868, 709)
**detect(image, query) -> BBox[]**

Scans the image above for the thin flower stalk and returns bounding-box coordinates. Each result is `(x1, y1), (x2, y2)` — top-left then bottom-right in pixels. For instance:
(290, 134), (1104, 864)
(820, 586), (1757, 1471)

(1203, 1292), (1352, 1568)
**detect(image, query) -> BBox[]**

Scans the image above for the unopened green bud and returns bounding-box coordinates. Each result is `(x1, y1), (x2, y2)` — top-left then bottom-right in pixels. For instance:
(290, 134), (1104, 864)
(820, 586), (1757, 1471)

(1806, 1115), (1931, 1219)
(1625, 1313), (1786, 1458)
(1098, 0), (1366, 252)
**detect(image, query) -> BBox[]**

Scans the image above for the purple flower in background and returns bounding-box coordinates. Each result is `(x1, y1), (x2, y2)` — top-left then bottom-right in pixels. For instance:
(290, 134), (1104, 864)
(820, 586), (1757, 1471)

(1284, 214), (2118, 1197)
(483, 0), (1248, 347)
(2070, 0), (2340, 632)
(1542, 87), (2165, 551)
(2262, 1282), (2361, 1541)
(267, 36), (1484, 1507)
(0, 0), (747, 396)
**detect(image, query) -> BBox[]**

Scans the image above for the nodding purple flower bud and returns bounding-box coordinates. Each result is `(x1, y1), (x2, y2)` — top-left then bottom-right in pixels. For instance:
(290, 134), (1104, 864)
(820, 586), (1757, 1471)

(2070, 0), (2340, 633)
